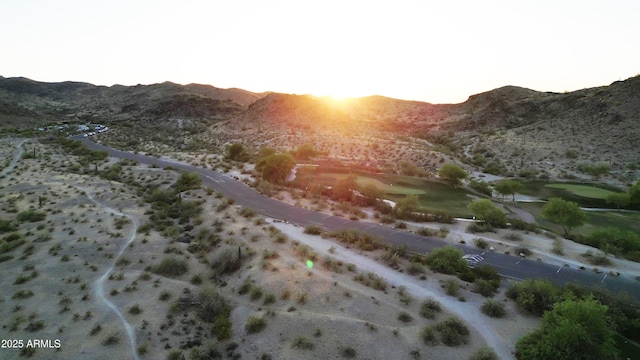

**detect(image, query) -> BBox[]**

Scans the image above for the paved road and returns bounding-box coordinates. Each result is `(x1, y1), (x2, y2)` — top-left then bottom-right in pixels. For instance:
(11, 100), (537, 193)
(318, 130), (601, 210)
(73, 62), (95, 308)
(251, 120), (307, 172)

(76, 136), (640, 302)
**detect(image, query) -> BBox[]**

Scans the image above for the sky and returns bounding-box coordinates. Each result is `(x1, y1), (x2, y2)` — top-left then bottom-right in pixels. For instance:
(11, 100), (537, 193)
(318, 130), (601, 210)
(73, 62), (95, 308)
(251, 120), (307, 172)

(1, 0), (638, 104)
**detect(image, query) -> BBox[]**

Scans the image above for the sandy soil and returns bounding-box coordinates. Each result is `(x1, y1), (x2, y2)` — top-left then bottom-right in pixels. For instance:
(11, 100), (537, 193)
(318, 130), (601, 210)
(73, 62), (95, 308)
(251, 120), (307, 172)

(2, 137), (534, 360)
(5, 137), (634, 360)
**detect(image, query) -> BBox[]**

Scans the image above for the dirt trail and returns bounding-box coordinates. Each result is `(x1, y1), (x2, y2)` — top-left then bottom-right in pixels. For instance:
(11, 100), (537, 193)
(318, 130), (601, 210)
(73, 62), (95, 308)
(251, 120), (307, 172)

(1, 139), (26, 176)
(74, 185), (141, 360)
(273, 222), (517, 360)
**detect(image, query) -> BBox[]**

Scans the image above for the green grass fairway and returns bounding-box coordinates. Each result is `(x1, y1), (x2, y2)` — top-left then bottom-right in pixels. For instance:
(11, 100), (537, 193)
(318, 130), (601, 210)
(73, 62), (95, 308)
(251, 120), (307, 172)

(306, 168), (475, 217)
(318, 173), (425, 195)
(545, 183), (617, 200)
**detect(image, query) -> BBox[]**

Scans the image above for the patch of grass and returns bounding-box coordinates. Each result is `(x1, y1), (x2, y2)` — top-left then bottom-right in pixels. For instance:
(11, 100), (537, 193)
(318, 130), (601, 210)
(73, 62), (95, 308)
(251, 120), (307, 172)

(303, 225), (323, 235)
(12, 289), (34, 299)
(545, 183), (617, 200)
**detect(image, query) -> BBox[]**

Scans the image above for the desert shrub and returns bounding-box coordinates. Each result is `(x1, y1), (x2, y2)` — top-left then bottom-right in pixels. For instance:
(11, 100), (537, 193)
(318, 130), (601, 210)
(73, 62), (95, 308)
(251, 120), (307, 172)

(245, 315), (266, 334)
(291, 336), (314, 350)
(466, 222), (495, 233)
(211, 311), (233, 340)
(443, 278), (460, 296)
(509, 218), (539, 233)
(211, 247), (242, 275)
(12, 289), (34, 299)
(420, 326), (438, 345)
(250, 286), (263, 301)
(406, 261), (425, 275)
(151, 257), (188, 278)
(398, 311), (413, 323)
(128, 304), (142, 315)
(470, 347), (499, 360)
(474, 238), (488, 249)
(341, 346), (357, 358)
(469, 179), (493, 196)
(425, 246), (467, 274)
(552, 238), (564, 255)
(0, 219), (17, 233)
(480, 299), (507, 318)
(514, 247), (532, 257)
(506, 279), (561, 316)
(102, 333), (119, 346)
(503, 233), (523, 241)
(474, 279), (498, 297)
(17, 210), (46, 222)
(304, 225), (323, 235)
(420, 298), (442, 319)
(417, 227), (437, 237)
(327, 228), (383, 251)
(435, 317), (470, 346)
(197, 288), (231, 323)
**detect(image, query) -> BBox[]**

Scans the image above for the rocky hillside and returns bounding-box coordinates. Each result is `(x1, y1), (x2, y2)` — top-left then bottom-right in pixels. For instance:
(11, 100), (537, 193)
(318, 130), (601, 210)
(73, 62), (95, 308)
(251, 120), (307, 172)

(1, 74), (638, 182)
(0, 77), (264, 127)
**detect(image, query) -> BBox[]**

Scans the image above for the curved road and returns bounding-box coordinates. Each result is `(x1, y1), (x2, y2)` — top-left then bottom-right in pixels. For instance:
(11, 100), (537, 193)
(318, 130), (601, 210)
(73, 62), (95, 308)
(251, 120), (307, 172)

(76, 136), (640, 302)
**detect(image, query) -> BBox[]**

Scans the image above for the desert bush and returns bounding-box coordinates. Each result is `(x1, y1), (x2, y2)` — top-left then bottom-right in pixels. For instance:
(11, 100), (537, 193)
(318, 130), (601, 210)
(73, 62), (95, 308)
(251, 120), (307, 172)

(474, 238), (488, 249)
(420, 298), (442, 319)
(425, 246), (466, 274)
(509, 218), (539, 233)
(514, 246), (532, 257)
(552, 238), (564, 255)
(304, 225), (323, 235)
(506, 279), (561, 316)
(466, 222), (495, 233)
(291, 336), (314, 350)
(102, 333), (119, 346)
(151, 257), (188, 278)
(474, 279), (498, 297)
(398, 311), (413, 323)
(197, 288), (231, 323)
(443, 278), (460, 296)
(12, 289), (34, 299)
(470, 347), (499, 360)
(0, 219), (17, 233)
(17, 210), (46, 222)
(211, 247), (242, 275)
(480, 299), (507, 318)
(211, 311), (233, 340)
(245, 315), (266, 334)
(406, 261), (425, 275)
(420, 326), (438, 345)
(341, 347), (357, 358)
(435, 317), (470, 346)
(128, 304), (142, 315)
(417, 227), (437, 237)
(503, 233), (523, 241)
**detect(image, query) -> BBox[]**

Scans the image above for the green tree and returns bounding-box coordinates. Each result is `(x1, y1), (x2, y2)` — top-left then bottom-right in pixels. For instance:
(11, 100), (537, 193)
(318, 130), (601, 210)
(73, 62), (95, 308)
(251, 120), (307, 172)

(332, 174), (357, 201)
(515, 297), (618, 360)
(494, 180), (523, 202)
(438, 163), (467, 187)
(227, 143), (248, 161)
(468, 199), (506, 227)
(629, 180), (640, 205)
(425, 246), (467, 274)
(394, 195), (420, 219)
(541, 198), (587, 237)
(294, 143), (317, 160)
(88, 150), (108, 173)
(256, 153), (295, 184)
(173, 171), (202, 199)
(606, 192), (630, 211)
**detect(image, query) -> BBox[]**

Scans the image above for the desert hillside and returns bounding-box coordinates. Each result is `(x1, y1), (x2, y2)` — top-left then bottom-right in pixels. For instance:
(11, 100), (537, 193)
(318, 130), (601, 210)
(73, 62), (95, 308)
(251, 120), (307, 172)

(1, 75), (639, 182)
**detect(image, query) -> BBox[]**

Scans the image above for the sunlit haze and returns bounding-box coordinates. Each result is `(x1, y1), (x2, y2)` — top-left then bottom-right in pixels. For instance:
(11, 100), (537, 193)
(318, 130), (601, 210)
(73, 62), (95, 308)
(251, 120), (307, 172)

(2, 0), (638, 103)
